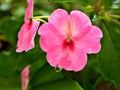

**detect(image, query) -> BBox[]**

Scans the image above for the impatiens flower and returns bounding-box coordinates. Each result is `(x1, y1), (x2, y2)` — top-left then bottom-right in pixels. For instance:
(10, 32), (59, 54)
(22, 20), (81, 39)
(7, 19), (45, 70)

(21, 65), (30, 90)
(38, 9), (103, 72)
(16, 0), (39, 52)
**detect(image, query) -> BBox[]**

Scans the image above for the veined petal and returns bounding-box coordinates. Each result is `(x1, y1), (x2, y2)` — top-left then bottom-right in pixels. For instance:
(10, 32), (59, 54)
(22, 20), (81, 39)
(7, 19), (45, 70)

(64, 48), (87, 72)
(70, 10), (91, 36)
(48, 9), (69, 35)
(38, 23), (64, 52)
(47, 45), (87, 72)
(73, 26), (103, 54)
(47, 45), (73, 68)
(16, 20), (39, 52)
(24, 0), (33, 22)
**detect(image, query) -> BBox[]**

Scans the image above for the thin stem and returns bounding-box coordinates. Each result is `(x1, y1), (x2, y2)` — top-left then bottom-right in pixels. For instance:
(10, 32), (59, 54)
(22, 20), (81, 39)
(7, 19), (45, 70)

(109, 14), (120, 18)
(29, 16), (49, 23)
(110, 17), (120, 26)
(55, 66), (62, 72)
(33, 18), (46, 23)
(33, 16), (49, 19)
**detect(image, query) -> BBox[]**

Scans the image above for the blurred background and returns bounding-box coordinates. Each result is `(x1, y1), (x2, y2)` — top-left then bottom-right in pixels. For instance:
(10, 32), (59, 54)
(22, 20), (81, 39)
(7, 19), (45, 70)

(0, 0), (120, 90)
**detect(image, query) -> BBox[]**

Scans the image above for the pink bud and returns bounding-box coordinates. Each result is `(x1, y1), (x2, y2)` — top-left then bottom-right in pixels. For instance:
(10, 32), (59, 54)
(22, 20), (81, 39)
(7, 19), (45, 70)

(21, 65), (30, 90)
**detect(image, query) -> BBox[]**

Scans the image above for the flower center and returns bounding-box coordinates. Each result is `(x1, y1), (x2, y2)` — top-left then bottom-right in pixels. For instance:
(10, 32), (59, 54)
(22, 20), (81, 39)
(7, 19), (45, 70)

(62, 37), (74, 51)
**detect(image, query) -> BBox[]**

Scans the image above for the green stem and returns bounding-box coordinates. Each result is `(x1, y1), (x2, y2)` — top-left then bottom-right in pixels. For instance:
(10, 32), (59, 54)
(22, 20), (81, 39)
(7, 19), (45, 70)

(33, 18), (46, 23)
(33, 16), (49, 19)
(109, 14), (120, 18)
(110, 18), (120, 26)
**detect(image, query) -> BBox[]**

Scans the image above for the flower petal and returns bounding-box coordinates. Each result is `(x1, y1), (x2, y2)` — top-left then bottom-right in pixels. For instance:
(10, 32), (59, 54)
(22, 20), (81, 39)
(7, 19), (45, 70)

(16, 20), (39, 52)
(65, 48), (87, 72)
(46, 46), (64, 67)
(48, 9), (69, 35)
(47, 45), (73, 68)
(69, 10), (91, 36)
(47, 45), (87, 72)
(73, 26), (103, 54)
(38, 23), (64, 52)
(24, 0), (33, 22)
(21, 65), (30, 90)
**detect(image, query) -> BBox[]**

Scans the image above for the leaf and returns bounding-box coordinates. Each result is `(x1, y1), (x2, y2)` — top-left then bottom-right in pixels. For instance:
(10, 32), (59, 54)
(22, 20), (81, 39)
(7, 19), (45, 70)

(110, 0), (120, 16)
(0, 16), (23, 45)
(30, 64), (63, 87)
(101, 0), (114, 8)
(32, 79), (84, 90)
(74, 55), (100, 90)
(98, 22), (120, 87)
(0, 49), (21, 88)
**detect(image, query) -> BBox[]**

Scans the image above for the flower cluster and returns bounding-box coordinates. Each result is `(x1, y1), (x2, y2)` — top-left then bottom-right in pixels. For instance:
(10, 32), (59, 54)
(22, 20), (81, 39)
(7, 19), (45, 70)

(18, 0), (103, 89)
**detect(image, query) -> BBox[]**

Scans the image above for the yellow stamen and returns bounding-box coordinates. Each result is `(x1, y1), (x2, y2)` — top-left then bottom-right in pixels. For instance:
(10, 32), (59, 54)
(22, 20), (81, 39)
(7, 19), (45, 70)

(66, 37), (71, 42)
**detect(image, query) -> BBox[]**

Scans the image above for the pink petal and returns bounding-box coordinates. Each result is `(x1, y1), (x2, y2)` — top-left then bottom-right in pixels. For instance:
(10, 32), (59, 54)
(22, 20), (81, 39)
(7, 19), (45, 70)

(48, 9), (69, 35)
(69, 10), (91, 36)
(46, 46), (64, 67)
(38, 23), (64, 52)
(16, 20), (39, 52)
(47, 45), (87, 72)
(47, 45), (73, 68)
(64, 48), (87, 72)
(21, 65), (30, 90)
(24, 0), (33, 22)
(73, 26), (103, 54)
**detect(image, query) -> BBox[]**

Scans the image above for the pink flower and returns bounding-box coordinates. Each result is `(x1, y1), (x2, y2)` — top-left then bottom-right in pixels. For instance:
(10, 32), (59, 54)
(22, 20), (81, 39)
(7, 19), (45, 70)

(38, 9), (103, 72)
(16, 0), (39, 52)
(21, 65), (30, 90)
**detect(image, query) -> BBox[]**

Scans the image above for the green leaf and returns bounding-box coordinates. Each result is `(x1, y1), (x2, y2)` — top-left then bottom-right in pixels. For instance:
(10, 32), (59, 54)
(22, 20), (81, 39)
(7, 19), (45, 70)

(74, 55), (100, 90)
(98, 22), (120, 87)
(110, 0), (120, 15)
(0, 49), (21, 88)
(0, 16), (22, 45)
(32, 79), (84, 90)
(101, 0), (114, 8)
(30, 64), (63, 87)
